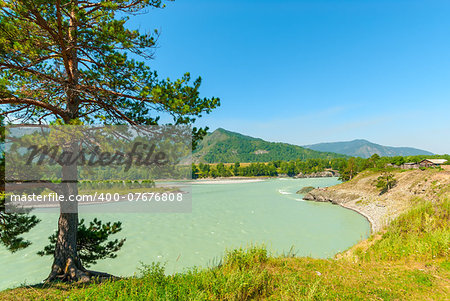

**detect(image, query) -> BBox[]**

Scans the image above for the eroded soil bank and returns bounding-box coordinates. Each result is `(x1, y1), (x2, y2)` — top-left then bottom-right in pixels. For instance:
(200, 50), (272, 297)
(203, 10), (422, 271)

(303, 168), (450, 232)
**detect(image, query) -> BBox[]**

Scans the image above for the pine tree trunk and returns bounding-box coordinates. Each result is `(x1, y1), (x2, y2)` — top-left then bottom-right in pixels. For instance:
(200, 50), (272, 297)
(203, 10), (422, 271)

(46, 1), (115, 283)
(46, 213), (88, 282)
(46, 152), (90, 282)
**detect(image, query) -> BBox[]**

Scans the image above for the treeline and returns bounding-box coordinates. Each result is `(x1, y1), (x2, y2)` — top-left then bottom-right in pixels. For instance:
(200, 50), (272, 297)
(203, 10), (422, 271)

(192, 154), (450, 181)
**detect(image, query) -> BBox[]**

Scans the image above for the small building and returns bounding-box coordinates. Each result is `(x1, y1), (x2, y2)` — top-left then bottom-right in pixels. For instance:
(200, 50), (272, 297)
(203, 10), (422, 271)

(419, 159), (448, 168)
(400, 162), (419, 169)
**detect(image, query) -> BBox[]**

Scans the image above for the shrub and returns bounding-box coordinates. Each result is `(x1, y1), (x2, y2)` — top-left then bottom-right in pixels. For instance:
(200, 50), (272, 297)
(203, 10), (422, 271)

(296, 186), (315, 194)
(375, 172), (397, 194)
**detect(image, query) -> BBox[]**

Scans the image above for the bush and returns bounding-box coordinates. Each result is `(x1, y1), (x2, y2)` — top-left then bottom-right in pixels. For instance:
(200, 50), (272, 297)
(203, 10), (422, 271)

(296, 186), (315, 194)
(38, 218), (126, 267)
(375, 172), (397, 194)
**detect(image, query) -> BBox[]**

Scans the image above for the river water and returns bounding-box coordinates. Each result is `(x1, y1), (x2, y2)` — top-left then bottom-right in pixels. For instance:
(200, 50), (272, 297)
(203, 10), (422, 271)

(0, 178), (370, 290)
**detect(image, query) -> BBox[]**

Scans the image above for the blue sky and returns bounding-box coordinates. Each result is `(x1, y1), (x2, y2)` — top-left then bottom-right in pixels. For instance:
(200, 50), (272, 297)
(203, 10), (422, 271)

(130, 0), (450, 154)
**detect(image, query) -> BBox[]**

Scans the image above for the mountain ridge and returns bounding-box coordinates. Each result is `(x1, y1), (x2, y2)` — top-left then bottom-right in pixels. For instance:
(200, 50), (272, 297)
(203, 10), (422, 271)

(193, 129), (434, 162)
(303, 139), (434, 158)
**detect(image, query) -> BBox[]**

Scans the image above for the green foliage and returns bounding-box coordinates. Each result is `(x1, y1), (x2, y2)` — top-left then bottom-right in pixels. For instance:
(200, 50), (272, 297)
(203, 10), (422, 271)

(192, 127), (209, 151)
(296, 186), (315, 194)
(191, 163), (200, 179)
(38, 218), (126, 267)
(363, 153), (382, 169)
(1, 156), (41, 253)
(193, 158), (343, 178)
(0, 209), (40, 253)
(0, 1), (219, 127)
(375, 172), (397, 194)
(339, 157), (358, 181)
(0, 116), (41, 253)
(232, 162), (240, 176)
(192, 157), (345, 179)
(0, 190), (40, 253)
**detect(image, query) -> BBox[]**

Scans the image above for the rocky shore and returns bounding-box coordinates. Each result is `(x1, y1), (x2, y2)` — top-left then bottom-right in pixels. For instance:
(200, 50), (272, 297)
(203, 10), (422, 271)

(303, 188), (384, 233)
(302, 168), (450, 233)
(295, 170), (339, 178)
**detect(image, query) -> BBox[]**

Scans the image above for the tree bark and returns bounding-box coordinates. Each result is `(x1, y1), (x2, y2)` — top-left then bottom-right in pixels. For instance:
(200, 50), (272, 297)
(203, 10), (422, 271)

(45, 145), (89, 282)
(46, 212), (87, 282)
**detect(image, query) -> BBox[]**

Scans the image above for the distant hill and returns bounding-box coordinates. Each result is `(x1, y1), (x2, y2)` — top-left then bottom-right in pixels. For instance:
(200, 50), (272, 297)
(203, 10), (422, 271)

(193, 128), (346, 163)
(303, 139), (434, 158)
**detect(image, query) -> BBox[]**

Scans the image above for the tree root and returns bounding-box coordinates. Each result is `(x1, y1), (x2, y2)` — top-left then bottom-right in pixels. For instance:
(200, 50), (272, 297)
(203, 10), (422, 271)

(44, 258), (119, 284)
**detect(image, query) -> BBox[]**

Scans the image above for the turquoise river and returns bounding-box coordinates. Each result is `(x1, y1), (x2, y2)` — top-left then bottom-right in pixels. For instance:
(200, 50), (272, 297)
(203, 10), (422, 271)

(0, 178), (370, 291)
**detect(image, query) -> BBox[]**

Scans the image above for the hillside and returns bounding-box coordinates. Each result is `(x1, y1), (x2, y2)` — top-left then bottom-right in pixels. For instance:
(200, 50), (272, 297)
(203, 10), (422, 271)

(193, 128), (346, 163)
(303, 139), (434, 158)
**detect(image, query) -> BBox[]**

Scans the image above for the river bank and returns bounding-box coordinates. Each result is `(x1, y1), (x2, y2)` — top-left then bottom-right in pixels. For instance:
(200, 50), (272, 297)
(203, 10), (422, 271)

(191, 172), (338, 182)
(188, 177), (269, 184)
(302, 168), (450, 233)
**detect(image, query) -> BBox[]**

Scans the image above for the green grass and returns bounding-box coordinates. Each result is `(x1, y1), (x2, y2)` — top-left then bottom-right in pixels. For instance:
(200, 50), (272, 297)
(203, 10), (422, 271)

(2, 253), (448, 300)
(355, 198), (449, 262)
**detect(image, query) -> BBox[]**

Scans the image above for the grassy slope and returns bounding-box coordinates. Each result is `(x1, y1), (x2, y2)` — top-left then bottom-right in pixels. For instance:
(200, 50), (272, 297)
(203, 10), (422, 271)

(1, 171), (449, 300)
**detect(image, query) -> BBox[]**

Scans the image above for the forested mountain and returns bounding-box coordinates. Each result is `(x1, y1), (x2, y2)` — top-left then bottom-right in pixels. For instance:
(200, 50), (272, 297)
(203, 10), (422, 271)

(193, 128), (346, 163)
(303, 139), (434, 158)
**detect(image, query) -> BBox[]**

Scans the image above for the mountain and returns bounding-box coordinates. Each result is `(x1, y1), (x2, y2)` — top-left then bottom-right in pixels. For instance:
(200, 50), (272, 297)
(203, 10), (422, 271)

(303, 139), (434, 158)
(193, 128), (346, 163)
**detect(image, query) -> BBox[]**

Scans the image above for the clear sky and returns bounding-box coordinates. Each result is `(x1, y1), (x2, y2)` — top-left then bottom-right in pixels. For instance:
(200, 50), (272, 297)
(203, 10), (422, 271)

(130, 0), (450, 154)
